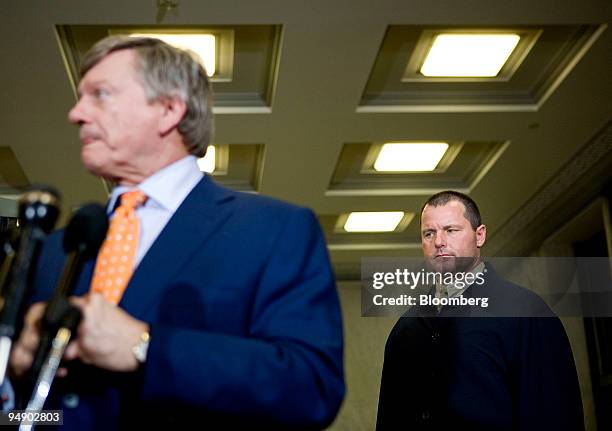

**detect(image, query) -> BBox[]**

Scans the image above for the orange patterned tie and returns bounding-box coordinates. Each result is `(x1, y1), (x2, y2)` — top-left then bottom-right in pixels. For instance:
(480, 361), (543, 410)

(90, 190), (147, 305)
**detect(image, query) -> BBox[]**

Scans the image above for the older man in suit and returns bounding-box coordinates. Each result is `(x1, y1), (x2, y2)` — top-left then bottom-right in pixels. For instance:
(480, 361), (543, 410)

(10, 36), (344, 429)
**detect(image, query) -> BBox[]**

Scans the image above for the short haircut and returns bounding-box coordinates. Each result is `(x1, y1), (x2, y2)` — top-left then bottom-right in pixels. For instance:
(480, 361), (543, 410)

(80, 35), (213, 157)
(420, 190), (482, 230)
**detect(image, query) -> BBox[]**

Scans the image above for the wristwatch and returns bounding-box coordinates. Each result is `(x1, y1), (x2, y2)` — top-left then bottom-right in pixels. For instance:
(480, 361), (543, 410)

(132, 331), (150, 364)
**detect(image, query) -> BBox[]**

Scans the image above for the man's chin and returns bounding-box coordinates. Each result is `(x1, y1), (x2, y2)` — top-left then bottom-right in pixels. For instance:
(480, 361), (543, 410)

(426, 256), (456, 274)
(81, 154), (112, 179)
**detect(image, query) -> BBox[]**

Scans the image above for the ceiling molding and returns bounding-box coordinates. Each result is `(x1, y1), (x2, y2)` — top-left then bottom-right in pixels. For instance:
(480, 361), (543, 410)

(328, 243), (421, 251)
(488, 120), (612, 256)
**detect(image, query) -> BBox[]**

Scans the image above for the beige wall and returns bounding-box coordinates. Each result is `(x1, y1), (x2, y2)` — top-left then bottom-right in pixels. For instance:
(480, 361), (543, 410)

(328, 281), (395, 430)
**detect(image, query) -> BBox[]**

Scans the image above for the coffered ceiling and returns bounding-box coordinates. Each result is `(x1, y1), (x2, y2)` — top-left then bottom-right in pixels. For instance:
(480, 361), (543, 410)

(0, 0), (611, 277)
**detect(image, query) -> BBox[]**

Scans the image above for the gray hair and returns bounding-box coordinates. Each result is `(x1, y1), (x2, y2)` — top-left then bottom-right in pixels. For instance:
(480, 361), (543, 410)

(80, 35), (213, 157)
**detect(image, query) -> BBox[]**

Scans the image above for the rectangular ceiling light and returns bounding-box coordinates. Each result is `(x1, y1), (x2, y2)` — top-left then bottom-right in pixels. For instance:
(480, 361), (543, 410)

(344, 211), (405, 232)
(197, 145), (216, 173)
(129, 33), (216, 76)
(420, 33), (520, 77)
(374, 142), (449, 172)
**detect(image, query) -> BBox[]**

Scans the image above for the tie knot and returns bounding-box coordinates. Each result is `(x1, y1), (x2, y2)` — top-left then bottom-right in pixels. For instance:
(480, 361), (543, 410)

(120, 190), (147, 210)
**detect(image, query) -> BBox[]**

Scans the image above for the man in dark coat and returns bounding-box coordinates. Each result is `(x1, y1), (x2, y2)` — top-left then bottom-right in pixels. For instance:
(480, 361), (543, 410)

(376, 191), (584, 430)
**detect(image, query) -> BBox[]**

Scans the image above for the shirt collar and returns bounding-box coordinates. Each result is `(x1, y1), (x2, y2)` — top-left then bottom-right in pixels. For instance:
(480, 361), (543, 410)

(435, 260), (486, 299)
(106, 156), (203, 214)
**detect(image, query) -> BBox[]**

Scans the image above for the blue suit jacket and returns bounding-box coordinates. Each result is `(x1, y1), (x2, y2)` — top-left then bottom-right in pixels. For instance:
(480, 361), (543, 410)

(29, 176), (345, 430)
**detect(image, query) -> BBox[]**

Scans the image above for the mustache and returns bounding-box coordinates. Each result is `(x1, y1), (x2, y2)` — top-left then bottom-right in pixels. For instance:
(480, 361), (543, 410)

(79, 127), (102, 141)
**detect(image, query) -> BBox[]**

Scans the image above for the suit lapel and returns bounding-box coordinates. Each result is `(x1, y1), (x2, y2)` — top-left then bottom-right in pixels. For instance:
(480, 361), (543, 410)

(118, 176), (235, 319)
(73, 258), (96, 296)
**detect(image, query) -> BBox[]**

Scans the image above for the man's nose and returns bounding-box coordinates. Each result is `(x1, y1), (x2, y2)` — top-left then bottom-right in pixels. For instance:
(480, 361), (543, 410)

(434, 231), (446, 248)
(68, 99), (86, 125)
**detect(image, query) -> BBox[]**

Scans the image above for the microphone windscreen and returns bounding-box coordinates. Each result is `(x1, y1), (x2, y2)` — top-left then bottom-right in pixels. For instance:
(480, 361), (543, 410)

(63, 203), (108, 257)
(18, 185), (61, 233)
(24, 184), (61, 201)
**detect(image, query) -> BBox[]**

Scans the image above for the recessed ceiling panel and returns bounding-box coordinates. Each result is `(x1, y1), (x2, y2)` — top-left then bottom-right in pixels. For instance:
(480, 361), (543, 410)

(318, 213), (421, 252)
(418, 33), (521, 78)
(359, 24), (605, 112)
(340, 211), (412, 233)
(0, 146), (30, 195)
(328, 140), (508, 196)
(205, 143), (265, 192)
(56, 25), (282, 113)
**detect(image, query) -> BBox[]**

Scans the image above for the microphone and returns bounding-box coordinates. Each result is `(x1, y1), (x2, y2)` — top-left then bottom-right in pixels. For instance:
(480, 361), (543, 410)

(0, 229), (20, 311)
(0, 186), (60, 386)
(20, 306), (81, 431)
(26, 203), (108, 391)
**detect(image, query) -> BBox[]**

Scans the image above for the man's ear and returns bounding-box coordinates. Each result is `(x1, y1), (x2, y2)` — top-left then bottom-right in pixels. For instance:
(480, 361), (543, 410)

(157, 96), (187, 136)
(476, 224), (487, 248)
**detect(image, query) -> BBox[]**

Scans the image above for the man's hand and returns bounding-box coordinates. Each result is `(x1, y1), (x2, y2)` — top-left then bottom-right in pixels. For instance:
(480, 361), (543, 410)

(65, 292), (149, 372)
(9, 302), (46, 377)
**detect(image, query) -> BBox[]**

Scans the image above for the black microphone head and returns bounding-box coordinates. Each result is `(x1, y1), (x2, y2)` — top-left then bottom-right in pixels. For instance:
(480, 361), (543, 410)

(18, 185), (61, 234)
(63, 203), (108, 258)
(60, 306), (82, 333)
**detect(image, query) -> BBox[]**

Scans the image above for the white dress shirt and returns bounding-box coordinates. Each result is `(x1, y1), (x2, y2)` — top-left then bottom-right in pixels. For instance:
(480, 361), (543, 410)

(106, 155), (203, 267)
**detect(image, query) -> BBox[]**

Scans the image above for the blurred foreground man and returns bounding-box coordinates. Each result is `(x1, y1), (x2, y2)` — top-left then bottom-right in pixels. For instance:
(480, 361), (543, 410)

(10, 36), (344, 430)
(376, 191), (583, 431)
